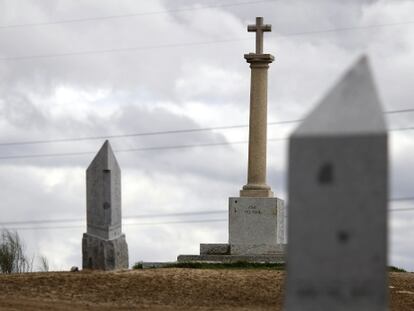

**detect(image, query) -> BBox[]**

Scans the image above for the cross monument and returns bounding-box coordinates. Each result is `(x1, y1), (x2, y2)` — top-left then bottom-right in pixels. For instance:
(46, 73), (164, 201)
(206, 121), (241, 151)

(241, 16), (275, 198)
(177, 17), (286, 263)
(247, 16), (271, 54)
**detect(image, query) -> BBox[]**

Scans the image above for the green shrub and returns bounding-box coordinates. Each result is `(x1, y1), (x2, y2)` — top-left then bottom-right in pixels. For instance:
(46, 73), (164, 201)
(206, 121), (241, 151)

(389, 266), (406, 273)
(132, 261), (143, 269)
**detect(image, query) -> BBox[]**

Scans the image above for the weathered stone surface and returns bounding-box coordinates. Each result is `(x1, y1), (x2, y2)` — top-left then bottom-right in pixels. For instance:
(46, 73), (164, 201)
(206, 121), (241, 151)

(200, 243), (230, 255)
(229, 197), (284, 255)
(247, 17), (271, 54)
(82, 140), (129, 270)
(276, 200), (286, 245)
(285, 56), (388, 310)
(86, 140), (122, 240)
(82, 233), (128, 270)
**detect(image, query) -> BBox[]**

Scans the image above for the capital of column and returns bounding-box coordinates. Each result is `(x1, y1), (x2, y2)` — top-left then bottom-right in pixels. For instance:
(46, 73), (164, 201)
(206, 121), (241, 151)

(244, 53), (274, 67)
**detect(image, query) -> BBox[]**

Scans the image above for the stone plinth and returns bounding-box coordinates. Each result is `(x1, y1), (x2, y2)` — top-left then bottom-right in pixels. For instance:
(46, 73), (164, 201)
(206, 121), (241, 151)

(82, 233), (128, 270)
(285, 56), (388, 310)
(177, 253), (284, 264)
(200, 243), (230, 255)
(229, 197), (284, 255)
(177, 197), (286, 263)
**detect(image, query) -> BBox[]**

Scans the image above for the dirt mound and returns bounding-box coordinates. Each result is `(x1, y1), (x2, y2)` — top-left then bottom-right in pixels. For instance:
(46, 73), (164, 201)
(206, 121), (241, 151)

(0, 269), (412, 310)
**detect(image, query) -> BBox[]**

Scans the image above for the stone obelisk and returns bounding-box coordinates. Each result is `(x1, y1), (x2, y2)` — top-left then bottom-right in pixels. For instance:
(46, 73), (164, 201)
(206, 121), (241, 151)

(240, 17), (274, 198)
(285, 56), (388, 310)
(82, 140), (129, 270)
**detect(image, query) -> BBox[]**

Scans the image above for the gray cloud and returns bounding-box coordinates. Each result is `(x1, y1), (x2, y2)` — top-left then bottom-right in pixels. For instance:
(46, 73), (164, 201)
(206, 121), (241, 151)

(0, 0), (413, 271)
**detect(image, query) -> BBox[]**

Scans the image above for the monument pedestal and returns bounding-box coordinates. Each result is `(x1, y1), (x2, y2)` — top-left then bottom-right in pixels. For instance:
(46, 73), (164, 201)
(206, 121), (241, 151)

(229, 197), (285, 254)
(177, 197), (286, 263)
(82, 233), (129, 270)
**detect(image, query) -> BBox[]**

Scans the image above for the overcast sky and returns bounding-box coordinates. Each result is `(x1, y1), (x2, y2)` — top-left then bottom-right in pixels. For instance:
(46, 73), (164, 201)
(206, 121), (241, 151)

(0, 0), (413, 271)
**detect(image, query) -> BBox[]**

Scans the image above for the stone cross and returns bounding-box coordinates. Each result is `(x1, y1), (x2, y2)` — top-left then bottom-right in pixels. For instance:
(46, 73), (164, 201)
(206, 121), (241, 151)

(177, 17), (286, 264)
(285, 56), (388, 310)
(248, 17), (271, 54)
(240, 16), (275, 198)
(82, 140), (129, 270)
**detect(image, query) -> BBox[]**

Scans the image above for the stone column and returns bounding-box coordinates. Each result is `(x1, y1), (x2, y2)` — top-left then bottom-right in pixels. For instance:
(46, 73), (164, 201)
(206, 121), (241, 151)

(240, 53), (274, 198)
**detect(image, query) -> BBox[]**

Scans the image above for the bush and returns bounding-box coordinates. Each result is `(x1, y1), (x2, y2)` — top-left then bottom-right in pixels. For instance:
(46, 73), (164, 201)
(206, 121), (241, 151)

(38, 255), (49, 272)
(132, 261), (143, 270)
(0, 229), (32, 273)
(389, 266), (406, 273)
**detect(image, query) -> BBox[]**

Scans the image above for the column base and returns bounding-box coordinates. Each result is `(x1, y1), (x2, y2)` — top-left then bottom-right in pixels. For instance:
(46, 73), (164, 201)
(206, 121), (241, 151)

(176, 196), (287, 263)
(229, 197), (284, 254)
(240, 188), (274, 197)
(177, 253), (285, 263)
(82, 233), (129, 271)
(240, 183), (274, 197)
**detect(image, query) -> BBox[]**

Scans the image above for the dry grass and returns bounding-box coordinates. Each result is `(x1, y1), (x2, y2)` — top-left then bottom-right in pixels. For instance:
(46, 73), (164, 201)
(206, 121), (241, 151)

(0, 269), (412, 310)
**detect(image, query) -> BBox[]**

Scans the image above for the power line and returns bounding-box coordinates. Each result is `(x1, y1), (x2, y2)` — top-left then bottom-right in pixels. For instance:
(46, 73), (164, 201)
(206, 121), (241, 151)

(272, 20), (414, 38)
(0, 37), (246, 62)
(2, 206), (414, 231)
(389, 196), (414, 202)
(0, 139), (251, 160)
(1, 124), (414, 161)
(0, 108), (412, 148)
(390, 208), (414, 212)
(0, 0), (274, 30)
(0, 210), (227, 226)
(1, 196), (413, 228)
(2, 218), (228, 231)
(1, 21), (414, 62)
(389, 126), (414, 132)
(386, 108), (414, 115)
(0, 120), (297, 147)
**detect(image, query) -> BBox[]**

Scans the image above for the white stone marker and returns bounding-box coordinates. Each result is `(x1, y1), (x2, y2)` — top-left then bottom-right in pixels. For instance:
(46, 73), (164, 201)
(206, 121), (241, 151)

(82, 140), (129, 270)
(285, 56), (388, 310)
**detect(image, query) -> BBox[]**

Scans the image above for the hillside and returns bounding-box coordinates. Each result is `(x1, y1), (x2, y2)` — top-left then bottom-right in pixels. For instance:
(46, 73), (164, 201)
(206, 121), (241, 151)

(0, 269), (413, 310)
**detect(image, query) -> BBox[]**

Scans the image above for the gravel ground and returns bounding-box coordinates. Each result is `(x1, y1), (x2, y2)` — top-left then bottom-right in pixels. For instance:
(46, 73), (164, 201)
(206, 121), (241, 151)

(0, 269), (412, 310)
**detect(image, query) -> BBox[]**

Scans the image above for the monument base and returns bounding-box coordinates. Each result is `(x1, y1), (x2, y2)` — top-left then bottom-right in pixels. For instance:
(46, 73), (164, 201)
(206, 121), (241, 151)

(240, 188), (274, 197)
(82, 233), (129, 270)
(177, 197), (286, 263)
(177, 253), (284, 263)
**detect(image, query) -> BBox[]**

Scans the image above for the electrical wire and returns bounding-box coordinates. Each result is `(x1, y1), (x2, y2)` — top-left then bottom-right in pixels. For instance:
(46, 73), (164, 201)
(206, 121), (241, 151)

(0, 0), (275, 30)
(0, 108), (412, 148)
(1, 21), (414, 61)
(0, 196), (413, 229)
